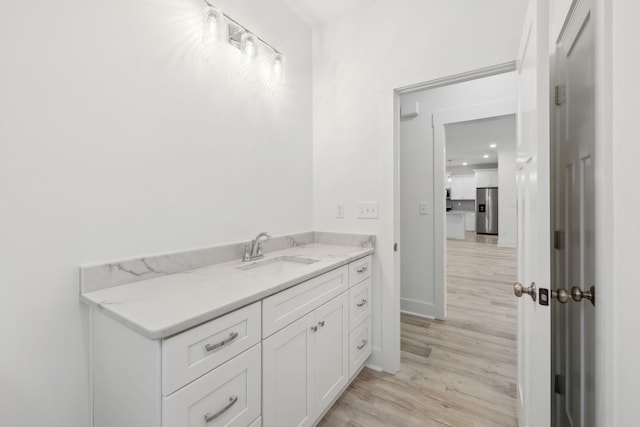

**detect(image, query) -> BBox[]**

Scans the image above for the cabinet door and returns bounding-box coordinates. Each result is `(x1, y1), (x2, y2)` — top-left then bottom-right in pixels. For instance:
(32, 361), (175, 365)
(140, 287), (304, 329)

(465, 212), (476, 232)
(263, 312), (315, 427)
(314, 293), (349, 417)
(464, 175), (477, 199)
(450, 177), (463, 199)
(491, 171), (499, 187)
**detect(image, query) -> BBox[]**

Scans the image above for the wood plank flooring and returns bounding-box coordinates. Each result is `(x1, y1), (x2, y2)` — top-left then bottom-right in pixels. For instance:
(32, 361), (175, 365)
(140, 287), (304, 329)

(318, 232), (518, 427)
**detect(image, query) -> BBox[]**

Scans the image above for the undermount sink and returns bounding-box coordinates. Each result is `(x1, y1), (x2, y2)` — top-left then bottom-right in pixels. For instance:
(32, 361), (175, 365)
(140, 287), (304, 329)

(237, 256), (319, 275)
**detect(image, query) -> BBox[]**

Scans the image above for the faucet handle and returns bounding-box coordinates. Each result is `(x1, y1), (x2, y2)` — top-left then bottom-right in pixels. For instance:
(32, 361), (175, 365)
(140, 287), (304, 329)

(242, 244), (251, 262)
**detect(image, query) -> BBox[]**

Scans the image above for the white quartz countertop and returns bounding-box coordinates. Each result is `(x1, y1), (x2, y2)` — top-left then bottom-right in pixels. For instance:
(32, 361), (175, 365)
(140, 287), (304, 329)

(81, 243), (373, 340)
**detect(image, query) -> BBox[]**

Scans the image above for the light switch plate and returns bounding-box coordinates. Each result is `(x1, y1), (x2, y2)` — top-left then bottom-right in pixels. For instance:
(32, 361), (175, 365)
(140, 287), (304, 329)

(336, 203), (344, 219)
(419, 202), (429, 215)
(357, 202), (379, 219)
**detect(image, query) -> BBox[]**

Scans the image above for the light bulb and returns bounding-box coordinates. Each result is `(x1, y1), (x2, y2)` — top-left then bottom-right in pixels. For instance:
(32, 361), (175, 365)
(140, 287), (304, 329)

(241, 33), (258, 58)
(202, 6), (226, 46)
(271, 53), (285, 82)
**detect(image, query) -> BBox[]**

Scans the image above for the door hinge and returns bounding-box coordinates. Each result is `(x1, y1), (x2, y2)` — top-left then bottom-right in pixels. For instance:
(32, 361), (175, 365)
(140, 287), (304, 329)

(394, 243), (398, 252)
(555, 85), (566, 106)
(554, 374), (566, 395)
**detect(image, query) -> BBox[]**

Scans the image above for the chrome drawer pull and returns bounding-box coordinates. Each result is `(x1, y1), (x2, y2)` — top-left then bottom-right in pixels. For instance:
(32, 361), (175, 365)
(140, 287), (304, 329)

(204, 395), (238, 423)
(356, 265), (368, 273)
(205, 332), (239, 353)
(357, 340), (368, 350)
(356, 299), (367, 308)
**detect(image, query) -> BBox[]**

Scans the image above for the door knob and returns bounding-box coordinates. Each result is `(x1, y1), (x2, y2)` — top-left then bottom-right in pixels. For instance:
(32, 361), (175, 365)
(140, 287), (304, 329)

(551, 288), (571, 303)
(571, 286), (595, 306)
(514, 282), (536, 302)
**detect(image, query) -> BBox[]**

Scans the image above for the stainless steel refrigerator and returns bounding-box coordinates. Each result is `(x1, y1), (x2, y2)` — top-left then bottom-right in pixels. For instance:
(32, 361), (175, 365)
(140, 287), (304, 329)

(476, 187), (498, 235)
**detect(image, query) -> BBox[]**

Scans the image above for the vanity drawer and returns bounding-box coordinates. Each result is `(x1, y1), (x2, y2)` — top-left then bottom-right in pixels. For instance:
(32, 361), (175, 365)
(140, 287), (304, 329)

(162, 302), (261, 396)
(163, 344), (261, 427)
(348, 318), (372, 379)
(348, 255), (371, 287)
(348, 278), (371, 331)
(262, 266), (348, 338)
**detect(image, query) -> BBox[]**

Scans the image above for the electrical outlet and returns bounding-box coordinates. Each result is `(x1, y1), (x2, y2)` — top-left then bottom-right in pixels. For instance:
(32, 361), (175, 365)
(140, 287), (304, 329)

(419, 201), (429, 215)
(336, 203), (344, 219)
(357, 202), (379, 219)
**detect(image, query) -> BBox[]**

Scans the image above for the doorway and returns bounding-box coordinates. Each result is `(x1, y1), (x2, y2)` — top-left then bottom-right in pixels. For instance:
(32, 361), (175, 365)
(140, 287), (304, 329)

(392, 68), (522, 423)
(398, 71), (518, 321)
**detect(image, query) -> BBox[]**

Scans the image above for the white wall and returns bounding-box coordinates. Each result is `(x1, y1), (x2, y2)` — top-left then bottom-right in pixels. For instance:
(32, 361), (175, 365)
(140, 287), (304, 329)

(399, 74), (517, 318)
(497, 124), (517, 248)
(0, 0), (312, 425)
(312, 0), (528, 371)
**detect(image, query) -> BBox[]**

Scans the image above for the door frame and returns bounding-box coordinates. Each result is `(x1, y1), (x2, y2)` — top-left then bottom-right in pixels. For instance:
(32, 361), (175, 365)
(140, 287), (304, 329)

(390, 62), (515, 365)
(392, 61), (516, 322)
(431, 99), (516, 319)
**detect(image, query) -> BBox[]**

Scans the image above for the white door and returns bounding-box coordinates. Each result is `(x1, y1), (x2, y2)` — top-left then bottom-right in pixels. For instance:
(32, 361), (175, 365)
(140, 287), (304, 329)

(314, 293), (348, 416)
(552, 0), (596, 425)
(262, 312), (316, 427)
(515, 0), (551, 426)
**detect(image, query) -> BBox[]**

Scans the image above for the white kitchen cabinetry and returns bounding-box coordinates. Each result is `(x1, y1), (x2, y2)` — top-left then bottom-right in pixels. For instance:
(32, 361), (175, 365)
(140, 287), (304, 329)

(450, 174), (476, 200)
(465, 212), (476, 232)
(474, 169), (499, 188)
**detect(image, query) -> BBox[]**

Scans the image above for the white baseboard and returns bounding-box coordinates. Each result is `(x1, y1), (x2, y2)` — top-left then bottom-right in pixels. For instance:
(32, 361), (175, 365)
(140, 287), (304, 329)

(400, 298), (436, 318)
(365, 347), (383, 372)
(400, 309), (435, 320)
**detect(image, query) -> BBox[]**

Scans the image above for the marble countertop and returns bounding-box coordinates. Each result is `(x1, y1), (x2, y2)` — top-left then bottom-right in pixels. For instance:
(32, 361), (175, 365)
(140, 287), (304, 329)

(81, 243), (373, 340)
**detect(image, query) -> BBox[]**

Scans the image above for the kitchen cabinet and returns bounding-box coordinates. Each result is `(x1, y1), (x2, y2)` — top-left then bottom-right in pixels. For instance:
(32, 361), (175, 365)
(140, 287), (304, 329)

(465, 212), (476, 232)
(474, 169), (499, 188)
(450, 174), (476, 200)
(446, 212), (466, 239)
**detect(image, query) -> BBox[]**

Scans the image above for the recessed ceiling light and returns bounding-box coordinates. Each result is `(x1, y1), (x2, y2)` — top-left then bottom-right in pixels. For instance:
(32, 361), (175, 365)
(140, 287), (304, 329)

(490, 143), (497, 148)
(462, 162), (468, 166)
(483, 154), (490, 159)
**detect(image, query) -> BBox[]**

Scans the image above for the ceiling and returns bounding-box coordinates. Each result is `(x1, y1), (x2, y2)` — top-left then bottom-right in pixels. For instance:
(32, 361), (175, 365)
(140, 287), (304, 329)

(445, 115), (516, 168)
(281, 0), (378, 27)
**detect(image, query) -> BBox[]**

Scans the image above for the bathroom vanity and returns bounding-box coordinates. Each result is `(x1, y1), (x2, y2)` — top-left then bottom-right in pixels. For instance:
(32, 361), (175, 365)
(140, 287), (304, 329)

(81, 232), (374, 427)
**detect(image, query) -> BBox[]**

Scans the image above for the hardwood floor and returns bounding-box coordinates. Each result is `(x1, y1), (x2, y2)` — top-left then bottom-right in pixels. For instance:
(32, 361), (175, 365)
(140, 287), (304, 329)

(318, 232), (518, 427)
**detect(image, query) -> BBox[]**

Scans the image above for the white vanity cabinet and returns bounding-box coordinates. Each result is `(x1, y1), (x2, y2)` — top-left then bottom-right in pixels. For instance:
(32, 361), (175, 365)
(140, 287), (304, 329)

(262, 293), (348, 427)
(89, 255), (373, 427)
(262, 256), (372, 427)
(92, 301), (262, 427)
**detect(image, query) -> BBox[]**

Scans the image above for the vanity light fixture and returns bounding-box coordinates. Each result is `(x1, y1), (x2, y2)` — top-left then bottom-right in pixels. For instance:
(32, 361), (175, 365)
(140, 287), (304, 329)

(462, 162), (468, 166)
(203, 1), (285, 77)
(483, 154), (490, 159)
(490, 143), (497, 148)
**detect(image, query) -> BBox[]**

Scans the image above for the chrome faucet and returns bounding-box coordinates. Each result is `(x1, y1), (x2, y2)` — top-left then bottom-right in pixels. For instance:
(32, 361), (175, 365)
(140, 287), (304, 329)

(243, 232), (271, 262)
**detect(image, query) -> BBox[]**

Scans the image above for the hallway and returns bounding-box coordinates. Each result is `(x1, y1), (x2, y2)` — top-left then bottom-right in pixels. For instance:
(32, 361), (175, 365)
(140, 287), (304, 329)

(319, 233), (518, 426)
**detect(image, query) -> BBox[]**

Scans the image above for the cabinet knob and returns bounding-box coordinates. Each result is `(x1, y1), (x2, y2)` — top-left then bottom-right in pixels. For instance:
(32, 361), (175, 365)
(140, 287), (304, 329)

(310, 325), (318, 332)
(318, 320), (325, 328)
